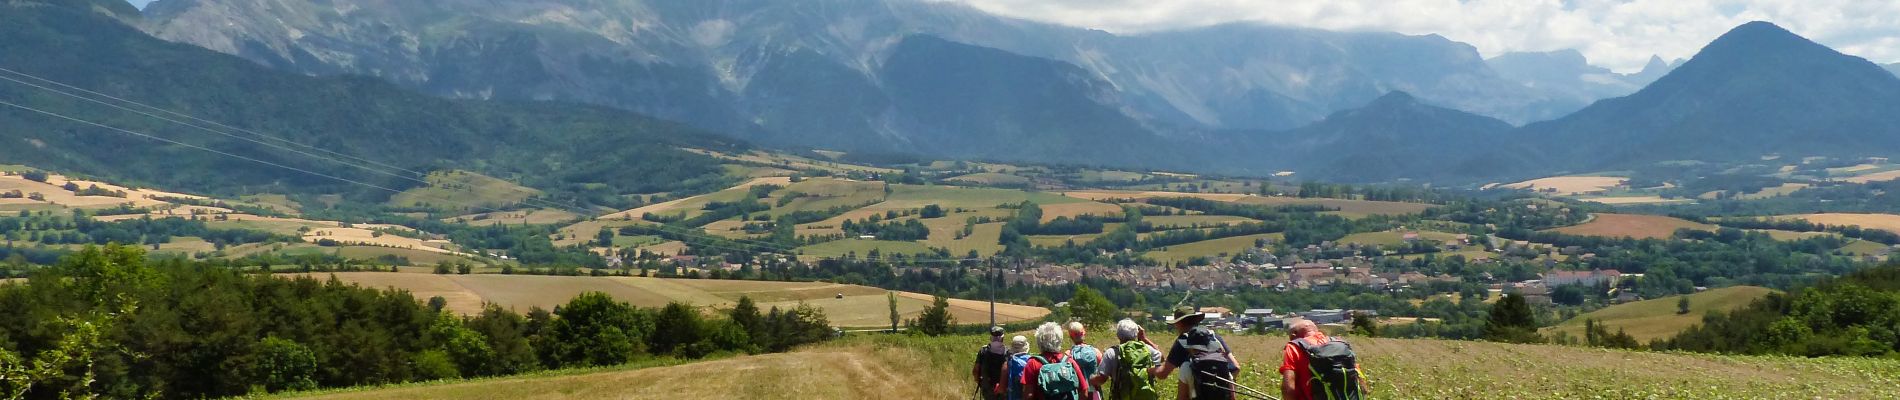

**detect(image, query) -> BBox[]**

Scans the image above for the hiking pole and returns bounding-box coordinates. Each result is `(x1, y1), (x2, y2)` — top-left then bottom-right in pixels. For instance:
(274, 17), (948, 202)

(1199, 370), (1280, 400)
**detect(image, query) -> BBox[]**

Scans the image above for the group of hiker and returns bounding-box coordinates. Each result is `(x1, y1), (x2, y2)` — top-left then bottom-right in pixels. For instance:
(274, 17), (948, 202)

(973, 306), (1370, 400)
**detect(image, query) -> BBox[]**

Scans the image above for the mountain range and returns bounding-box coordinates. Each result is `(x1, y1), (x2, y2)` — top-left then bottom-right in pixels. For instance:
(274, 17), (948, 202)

(135, 0), (1593, 164)
(6, 0), (1900, 189)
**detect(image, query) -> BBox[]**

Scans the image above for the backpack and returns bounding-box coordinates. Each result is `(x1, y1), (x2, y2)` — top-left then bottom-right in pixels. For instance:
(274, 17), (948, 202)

(1032, 354), (1087, 400)
(1006, 353), (1032, 400)
(1292, 337), (1364, 400)
(979, 342), (1009, 388)
(1110, 342), (1159, 400)
(1071, 344), (1102, 378)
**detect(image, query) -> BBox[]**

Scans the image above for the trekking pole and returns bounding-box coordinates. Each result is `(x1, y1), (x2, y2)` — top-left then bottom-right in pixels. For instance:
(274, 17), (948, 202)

(1199, 370), (1280, 400)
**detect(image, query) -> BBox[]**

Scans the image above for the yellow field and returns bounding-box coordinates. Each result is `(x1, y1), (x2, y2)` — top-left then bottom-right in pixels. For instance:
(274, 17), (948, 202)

(0, 172), (201, 209)
(557, 177), (792, 246)
(292, 273), (1046, 328)
(1841, 170), (1900, 183)
(1548, 214), (1714, 240)
(1578, 196), (1694, 205)
(1501, 176), (1626, 195)
(1544, 286), (1776, 342)
(1037, 201), (1123, 222)
(303, 227), (469, 257)
(1780, 213), (1900, 233)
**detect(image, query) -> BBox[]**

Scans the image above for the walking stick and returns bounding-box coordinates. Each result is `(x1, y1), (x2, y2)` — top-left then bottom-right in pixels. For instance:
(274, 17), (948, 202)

(1199, 370), (1281, 400)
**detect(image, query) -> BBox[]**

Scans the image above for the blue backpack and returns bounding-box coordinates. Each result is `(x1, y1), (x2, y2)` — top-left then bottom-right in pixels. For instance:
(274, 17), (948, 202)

(1006, 353), (1032, 400)
(1071, 344), (1102, 379)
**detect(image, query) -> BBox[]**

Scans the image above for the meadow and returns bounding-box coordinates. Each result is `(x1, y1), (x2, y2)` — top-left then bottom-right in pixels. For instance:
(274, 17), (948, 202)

(1543, 286), (1775, 342)
(283, 331), (1900, 399)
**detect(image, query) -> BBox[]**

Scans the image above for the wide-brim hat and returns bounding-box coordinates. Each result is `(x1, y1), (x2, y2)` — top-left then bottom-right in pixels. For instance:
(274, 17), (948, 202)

(1172, 305), (1206, 326)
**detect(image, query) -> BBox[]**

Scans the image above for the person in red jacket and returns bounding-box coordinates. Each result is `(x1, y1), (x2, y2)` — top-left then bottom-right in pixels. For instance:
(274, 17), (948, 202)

(1022, 322), (1093, 399)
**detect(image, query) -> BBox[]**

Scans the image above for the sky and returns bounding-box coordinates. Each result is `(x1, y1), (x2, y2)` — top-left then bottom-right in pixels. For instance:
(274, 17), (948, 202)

(122, 0), (1900, 72)
(935, 0), (1900, 72)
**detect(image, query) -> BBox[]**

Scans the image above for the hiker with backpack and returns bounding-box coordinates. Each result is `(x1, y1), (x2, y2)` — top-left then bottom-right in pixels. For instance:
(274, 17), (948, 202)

(1152, 306), (1241, 400)
(1022, 322), (1094, 400)
(1000, 335), (1032, 400)
(1090, 319), (1162, 400)
(1280, 320), (1370, 400)
(1065, 322), (1104, 400)
(975, 326), (1011, 400)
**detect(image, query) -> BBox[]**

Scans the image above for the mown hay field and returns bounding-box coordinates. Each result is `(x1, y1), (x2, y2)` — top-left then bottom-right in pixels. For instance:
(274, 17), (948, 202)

(1779, 213), (1900, 234)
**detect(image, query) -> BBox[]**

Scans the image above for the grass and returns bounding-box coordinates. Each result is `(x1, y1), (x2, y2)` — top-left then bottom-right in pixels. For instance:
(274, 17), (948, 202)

(303, 331), (1900, 399)
(945, 172), (1031, 186)
(1142, 215), (1257, 229)
(1144, 233), (1282, 264)
(795, 239), (934, 260)
(1336, 230), (1461, 247)
(388, 170), (540, 211)
(1546, 213), (1714, 240)
(1781, 213), (1900, 234)
(920, 219), (1004, 257)
(886, 185), (1086, 209)
(1543, 286), (1776, 342)
(1842, 239), (1892, 256)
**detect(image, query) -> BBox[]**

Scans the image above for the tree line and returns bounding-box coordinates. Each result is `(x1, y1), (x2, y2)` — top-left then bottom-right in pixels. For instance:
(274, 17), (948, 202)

(0, 245), (831, 399)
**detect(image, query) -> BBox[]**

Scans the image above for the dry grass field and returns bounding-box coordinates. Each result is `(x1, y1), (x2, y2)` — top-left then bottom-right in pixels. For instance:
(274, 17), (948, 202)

(1840, 170), (1900, 183)
(1578, 195), (1694, 205)
(1501, 176), (1627, 195)
(1547, 213), (1714, 239)
(1780, 213), (1900, 233)
(444, 209), (579, 225)
(297, 273), (1047, 328)
(1144, 233), (1282, 264)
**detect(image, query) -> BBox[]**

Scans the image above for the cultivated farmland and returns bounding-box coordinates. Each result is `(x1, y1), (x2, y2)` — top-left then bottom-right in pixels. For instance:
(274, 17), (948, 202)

(1547, 213), (1714, 240)
(298, 273), (1047, 328)
(1544, 286), (1776, 342)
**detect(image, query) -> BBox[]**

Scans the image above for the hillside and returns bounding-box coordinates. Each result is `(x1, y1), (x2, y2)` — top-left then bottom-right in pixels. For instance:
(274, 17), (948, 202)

(1525, 21), (1900, 170)
(0, 1), (740, 202)
(283, 332), (1900, 399)
(1545, 286), (1776, 342)
(296, 272), (1050, 328)
(1253, 91), (1532, 183)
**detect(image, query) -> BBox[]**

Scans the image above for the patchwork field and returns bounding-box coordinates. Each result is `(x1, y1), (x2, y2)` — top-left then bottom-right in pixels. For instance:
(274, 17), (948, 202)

(1547, 213), (1714, 240)
(1545, 286), (1776, 342)
(1501, 176), (1627, 195)
(295, 273), (1047, 328)
(1058, 190), (1432, 217)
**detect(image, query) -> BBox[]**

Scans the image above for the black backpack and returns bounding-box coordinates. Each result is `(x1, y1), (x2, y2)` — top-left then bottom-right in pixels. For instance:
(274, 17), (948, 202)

(978, 342), (1008, 388)
(1292, 337), (1364, 400)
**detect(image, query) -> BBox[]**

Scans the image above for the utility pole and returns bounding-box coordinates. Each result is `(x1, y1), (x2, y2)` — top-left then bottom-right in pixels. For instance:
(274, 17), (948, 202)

(989, 257), (998, 328)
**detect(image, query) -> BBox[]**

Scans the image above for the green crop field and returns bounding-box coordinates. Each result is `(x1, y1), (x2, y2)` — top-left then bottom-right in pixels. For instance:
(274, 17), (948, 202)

(287, 332), (1900, 399)
(388, 170), (540, 211)
(795, 238), (935, 260)
(1842, 239), (1892, 256)
(1145, 233), (1282, 264)
(1142, 215), (1258, 229)
(1544, 286), (1776, 342)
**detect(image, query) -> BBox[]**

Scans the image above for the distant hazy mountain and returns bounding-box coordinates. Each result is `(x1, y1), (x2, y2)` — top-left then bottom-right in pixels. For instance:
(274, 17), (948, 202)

(1524, 21), (1900, 170)
(1886, 63), (1900, 77)
(0, 1), (738, 200)
(1485, 50), (1677, 119)
(138, 0), (1563, 165)
(1257, 92), (1530, 182)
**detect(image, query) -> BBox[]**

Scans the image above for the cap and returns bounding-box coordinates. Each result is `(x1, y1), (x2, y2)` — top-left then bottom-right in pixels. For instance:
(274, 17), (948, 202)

(990, 325), (1006, 336)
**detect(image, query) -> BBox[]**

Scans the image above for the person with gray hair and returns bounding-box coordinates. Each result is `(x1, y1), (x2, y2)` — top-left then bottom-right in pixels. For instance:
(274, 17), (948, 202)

(1090, 319), (1162, 399)
(1021, 322), (1093, 400)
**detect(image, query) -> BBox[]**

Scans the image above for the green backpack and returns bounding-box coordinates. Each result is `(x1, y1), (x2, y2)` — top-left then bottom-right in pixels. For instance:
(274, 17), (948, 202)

(1111, 342), (1159, 400)
(1032, 355), (1085, 400)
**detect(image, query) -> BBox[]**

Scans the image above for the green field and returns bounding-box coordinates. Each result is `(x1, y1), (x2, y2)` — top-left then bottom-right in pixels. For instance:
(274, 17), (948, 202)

(388, 170), (540, 211)
(944, 172), (1031, 186)
(291, 332), (1900, 399)
(1545, 286), (1776, 342)
(885, 185), (1086, 208)
(1842, 239), (1892, 256)
(1145, 233), (1282, 264)
(1142, 215), (1256, 229)
(795, 238), (934, 259)
(1337, 230), (1462, 247)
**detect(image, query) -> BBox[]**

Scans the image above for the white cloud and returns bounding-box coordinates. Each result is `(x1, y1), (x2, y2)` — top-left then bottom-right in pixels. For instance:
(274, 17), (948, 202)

(935, 0), (1900, 72)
